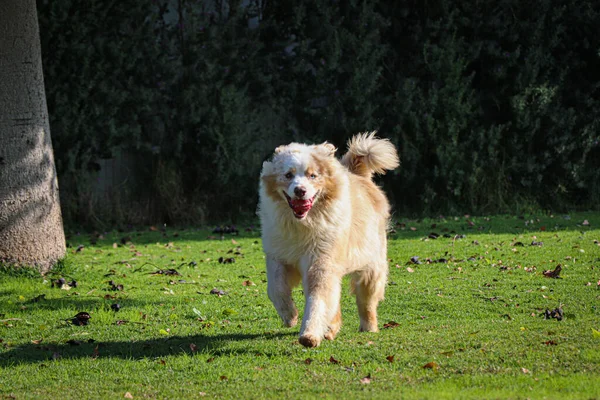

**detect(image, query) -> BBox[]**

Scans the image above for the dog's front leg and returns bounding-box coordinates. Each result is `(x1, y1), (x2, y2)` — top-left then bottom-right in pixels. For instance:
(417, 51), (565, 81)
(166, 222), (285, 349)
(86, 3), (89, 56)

(299, 261), (341, 348)
(266, 256), (299, 327)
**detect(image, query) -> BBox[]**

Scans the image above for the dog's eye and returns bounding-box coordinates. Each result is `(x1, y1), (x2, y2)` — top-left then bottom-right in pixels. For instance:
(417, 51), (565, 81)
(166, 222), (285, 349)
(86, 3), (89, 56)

(284, 172), (293, 179)
(309, 173), (317, 179)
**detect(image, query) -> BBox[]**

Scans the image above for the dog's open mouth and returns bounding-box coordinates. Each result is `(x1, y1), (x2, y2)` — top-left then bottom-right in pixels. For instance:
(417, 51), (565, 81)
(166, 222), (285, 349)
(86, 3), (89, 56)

(283, 192), (317, 219)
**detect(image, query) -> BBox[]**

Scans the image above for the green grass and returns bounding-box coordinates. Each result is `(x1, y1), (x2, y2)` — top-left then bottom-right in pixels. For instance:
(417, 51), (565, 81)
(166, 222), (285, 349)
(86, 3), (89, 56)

(1, 213), (599, 399)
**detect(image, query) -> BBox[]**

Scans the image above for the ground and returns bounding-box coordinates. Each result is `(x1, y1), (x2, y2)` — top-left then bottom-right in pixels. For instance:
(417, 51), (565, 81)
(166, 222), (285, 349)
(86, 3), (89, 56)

(1, 213), (599, 399)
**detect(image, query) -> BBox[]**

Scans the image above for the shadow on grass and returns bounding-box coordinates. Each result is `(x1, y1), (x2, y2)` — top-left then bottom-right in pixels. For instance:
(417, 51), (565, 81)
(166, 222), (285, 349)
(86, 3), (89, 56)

(65, 227), (261, 247)
(64, 213), (598, 250)
(0, 331), (296, 367)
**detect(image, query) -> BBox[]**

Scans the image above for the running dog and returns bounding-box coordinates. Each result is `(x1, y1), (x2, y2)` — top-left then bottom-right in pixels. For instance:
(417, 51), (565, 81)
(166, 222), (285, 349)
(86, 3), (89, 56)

(258, 132), (399, 347)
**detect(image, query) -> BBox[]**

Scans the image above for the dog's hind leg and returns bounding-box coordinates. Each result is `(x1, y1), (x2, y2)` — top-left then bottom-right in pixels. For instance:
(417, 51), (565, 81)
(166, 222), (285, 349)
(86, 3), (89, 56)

(353, 268), (386, 332)
(267, 257), (300, 327)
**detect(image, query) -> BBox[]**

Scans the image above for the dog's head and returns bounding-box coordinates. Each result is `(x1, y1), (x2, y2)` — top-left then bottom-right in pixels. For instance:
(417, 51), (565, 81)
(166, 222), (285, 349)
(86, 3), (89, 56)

(260, 142), (338, 220)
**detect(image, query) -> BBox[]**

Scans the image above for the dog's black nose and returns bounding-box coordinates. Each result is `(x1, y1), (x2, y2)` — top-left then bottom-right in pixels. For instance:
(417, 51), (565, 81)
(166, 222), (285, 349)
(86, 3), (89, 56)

(294, 187), (307, 197)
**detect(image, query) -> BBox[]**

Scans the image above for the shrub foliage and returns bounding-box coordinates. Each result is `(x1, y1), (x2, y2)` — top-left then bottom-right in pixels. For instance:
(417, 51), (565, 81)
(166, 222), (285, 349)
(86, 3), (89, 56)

(37, 0), (600, 226)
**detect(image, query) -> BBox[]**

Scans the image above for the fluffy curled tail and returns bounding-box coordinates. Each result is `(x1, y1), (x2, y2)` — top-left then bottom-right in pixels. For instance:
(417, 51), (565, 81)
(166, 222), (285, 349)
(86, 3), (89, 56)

(341, 131), (400, 178)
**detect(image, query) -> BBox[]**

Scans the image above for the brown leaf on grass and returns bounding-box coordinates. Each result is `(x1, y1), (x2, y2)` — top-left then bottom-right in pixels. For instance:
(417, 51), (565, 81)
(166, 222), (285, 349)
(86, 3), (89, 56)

(422, 361), (439, 370)
(190, 343), (198, 352)
(304, 358), (313, 365)
(207, 357), (215, 363)
(543, 265), (562, 278)
(151, 269), (180, 276)
(544, 308), (564, 321)
(219, 375), (228, 381)
(521, 367), (530, 374)
(383, 321), (400, 329)
(406, 267), (414, 273)
(544, 340), (557, 346)
(329, 356), (340, 364)
(210, 288), (226, 296)
(124, 392), (134, 399)
(31, 339), (43, 345)
(242, 280), (256, 286)
(159, 360), (166, 365)
(72, 311), (91, 326)
(386, 355), (394, 363)
(360, 374), (372, 384)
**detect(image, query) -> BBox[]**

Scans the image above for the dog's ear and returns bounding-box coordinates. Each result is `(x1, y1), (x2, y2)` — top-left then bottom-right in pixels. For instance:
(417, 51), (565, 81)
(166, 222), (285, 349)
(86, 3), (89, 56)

(274, 145), (287, 154)
(261, 161), (274, 177)
(316, 142), (336, 157)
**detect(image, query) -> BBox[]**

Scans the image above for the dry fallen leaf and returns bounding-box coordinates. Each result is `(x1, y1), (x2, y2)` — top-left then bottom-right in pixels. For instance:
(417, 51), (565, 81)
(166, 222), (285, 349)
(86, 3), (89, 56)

(386, 355), (394, 363)
(543, 265), (562, 279)
(329, 356), (340, 364)
(190, 343), (198, 352)
(406, 267), (414, 273)
(423, 361), (439, 370)
(124, 392), (133, 399)
(383, 321), (400, 329)
(360, 374), (372, 384)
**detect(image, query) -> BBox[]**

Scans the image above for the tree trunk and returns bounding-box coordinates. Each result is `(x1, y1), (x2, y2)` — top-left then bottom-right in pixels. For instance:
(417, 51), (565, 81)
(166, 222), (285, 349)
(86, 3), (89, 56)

(0, 0), (66, 273)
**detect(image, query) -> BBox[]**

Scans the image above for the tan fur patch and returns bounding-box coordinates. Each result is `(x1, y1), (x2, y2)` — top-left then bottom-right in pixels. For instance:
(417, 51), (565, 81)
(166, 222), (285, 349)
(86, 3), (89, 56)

(310, 154), (340, 210)
(262, 174), (284, 204)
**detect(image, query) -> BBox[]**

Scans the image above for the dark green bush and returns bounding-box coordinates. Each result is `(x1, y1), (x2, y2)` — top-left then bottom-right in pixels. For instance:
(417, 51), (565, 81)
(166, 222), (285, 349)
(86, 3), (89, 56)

(37, 0), (600, 226)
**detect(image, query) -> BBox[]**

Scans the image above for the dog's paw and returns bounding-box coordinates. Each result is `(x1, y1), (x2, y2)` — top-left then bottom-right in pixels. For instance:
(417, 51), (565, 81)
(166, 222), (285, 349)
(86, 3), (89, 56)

(299, 334), (321, 348)
(359, 323), (379, 333)
(284, 315), (298, 328)
(324, 325), (341, 340)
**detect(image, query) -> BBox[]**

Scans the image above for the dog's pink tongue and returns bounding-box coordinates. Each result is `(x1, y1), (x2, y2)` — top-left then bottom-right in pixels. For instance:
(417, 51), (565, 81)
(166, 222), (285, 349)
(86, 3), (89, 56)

(290, 199), (313, 216)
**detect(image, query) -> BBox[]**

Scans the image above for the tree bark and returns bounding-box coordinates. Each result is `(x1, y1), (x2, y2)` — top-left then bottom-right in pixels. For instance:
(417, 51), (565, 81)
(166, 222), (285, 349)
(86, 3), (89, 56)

(0, 0), (66, 273)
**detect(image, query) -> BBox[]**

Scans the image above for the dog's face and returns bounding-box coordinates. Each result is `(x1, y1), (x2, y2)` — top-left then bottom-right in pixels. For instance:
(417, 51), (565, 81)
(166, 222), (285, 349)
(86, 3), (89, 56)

(261, 142), (338, 220)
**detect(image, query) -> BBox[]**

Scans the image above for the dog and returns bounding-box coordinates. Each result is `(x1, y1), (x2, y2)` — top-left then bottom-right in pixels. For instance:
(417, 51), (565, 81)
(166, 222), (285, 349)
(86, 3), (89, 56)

(258, 132), (399, 347)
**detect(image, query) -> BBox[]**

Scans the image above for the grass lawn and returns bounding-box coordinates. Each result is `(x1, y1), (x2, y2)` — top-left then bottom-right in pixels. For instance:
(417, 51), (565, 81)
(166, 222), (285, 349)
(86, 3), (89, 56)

(1, 212), (599, 399)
